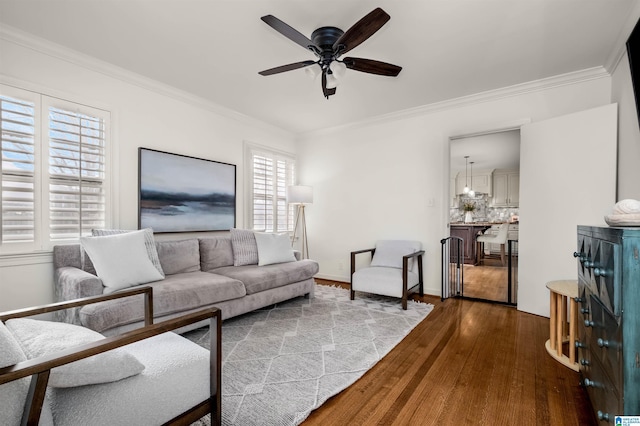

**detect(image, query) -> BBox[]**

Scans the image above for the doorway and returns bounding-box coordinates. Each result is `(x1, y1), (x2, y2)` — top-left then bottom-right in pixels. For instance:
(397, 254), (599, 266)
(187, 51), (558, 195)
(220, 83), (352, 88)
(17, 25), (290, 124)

(448, 129), (520, 304)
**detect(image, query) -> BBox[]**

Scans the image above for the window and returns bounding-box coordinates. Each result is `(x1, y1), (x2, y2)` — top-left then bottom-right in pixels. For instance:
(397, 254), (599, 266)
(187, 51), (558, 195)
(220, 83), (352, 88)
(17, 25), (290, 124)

(1, 84), (110, 254)
(245, 143), (295, 232)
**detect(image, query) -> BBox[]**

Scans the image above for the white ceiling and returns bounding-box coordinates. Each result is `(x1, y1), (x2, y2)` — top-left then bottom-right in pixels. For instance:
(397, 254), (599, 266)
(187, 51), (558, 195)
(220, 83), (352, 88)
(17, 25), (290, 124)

(0, 0), (638, 134)
(450, 130), (521, 174)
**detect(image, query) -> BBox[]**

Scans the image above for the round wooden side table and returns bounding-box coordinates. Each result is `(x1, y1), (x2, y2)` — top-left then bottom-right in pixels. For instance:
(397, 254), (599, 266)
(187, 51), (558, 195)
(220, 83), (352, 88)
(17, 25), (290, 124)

(545, 280), (579, 371)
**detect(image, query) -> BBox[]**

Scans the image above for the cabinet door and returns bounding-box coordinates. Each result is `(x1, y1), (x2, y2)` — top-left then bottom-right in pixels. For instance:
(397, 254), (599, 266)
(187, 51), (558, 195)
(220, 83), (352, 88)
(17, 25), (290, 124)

(492, 173), (508, 206)
(508, 173), (520, 206)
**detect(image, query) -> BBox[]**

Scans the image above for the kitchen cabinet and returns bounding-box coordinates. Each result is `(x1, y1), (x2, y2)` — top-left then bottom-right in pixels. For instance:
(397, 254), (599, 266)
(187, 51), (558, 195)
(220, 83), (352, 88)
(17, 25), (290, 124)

(491, 170), (519, 206)
(455, 170), (493, 195)
(575, 226), (640, 423)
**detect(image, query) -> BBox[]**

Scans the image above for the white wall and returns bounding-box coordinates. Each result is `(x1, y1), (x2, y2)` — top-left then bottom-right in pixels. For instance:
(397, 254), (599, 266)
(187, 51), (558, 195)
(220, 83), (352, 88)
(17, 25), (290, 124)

(0, 36), (295, 311)
(297, 76), (612, 305)
(612, 52), (640, 200)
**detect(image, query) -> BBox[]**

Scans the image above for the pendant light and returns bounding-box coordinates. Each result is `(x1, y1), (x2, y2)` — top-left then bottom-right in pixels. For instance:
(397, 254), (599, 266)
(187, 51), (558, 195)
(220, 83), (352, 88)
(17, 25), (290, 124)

(468, 161), (475, 197)
(463, 156), (470, 194)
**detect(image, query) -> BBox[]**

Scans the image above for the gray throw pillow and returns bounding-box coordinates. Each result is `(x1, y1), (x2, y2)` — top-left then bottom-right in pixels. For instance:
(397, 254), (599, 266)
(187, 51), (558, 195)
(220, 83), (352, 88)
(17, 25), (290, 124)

(230, 228), (259, 266)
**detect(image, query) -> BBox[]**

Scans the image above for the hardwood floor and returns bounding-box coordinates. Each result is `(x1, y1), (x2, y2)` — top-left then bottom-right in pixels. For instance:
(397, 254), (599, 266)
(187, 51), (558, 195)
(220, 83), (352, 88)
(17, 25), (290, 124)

(461, 257), (509, 302)
(305, 280), (596, 426)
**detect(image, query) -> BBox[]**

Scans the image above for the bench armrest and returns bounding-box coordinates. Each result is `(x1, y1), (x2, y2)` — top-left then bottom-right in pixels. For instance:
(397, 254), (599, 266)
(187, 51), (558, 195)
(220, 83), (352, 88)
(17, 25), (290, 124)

(350, 248), (376, 276)
(0, 288), (221, 426)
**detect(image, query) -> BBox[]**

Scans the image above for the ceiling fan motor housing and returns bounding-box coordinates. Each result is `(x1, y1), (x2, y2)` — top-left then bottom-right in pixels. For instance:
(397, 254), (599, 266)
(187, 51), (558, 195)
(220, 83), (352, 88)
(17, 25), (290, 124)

(311, 26), (344, 51)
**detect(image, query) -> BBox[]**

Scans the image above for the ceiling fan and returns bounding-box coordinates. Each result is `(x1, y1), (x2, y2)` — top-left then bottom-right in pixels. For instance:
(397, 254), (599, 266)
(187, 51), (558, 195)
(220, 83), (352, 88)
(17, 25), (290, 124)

(258, 8), (402, 99)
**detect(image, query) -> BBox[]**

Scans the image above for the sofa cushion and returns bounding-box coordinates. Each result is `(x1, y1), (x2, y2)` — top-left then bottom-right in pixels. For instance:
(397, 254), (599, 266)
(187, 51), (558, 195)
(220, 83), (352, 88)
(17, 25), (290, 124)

(48, 332), (209, 426)
(5, 318), (144, 388)
(157, 239), (201, 275)
(230, 228), (258, 266)
(79, 272), (245, 332)
(80, 231), (164, 294)
(213, 259), (319, 295)
(199, 236), (234, 271)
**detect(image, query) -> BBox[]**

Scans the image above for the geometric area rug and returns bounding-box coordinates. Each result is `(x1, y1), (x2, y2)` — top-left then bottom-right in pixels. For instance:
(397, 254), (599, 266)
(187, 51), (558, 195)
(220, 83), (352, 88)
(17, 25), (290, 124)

(183, 284), (434, 426)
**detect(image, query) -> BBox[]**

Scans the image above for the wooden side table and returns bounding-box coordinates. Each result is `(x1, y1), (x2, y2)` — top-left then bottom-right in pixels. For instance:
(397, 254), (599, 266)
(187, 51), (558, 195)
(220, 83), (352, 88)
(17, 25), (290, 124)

(545, 280), (579, 371)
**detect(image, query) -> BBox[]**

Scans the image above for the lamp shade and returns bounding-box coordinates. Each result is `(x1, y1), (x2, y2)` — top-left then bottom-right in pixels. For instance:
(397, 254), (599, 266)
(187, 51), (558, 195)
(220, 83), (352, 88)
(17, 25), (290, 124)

(287, 185), (313, 204)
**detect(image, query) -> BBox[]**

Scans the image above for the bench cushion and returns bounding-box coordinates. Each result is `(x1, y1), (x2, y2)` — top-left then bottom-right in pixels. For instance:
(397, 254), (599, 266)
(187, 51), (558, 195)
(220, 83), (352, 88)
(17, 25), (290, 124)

(80, 272), (245, 332)
(48, 332), (209, 426)
(213, 259), (319, 295)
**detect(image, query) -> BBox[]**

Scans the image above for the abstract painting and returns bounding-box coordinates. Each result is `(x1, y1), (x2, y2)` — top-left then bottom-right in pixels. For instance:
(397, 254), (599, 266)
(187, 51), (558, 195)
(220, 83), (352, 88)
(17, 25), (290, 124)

(138, 148), (236, 232)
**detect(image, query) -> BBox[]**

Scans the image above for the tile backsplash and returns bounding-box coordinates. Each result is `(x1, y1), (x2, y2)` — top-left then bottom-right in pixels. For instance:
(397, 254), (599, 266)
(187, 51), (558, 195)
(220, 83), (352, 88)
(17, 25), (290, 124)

(450, 193), (519, 223)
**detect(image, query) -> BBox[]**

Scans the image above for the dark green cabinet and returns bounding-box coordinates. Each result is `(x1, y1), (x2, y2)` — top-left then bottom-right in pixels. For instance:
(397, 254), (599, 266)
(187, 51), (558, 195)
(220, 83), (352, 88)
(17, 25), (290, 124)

(575, 226), (640, 423)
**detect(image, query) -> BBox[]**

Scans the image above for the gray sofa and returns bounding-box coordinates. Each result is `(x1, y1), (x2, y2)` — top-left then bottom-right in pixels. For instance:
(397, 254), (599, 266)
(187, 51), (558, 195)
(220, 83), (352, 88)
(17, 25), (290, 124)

(53, 235), (319, 335)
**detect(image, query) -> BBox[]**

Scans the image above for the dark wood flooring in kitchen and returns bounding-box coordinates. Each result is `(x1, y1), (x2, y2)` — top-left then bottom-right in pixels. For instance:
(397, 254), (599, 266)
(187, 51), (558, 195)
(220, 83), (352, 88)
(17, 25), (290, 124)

(305, 280), (596, 426)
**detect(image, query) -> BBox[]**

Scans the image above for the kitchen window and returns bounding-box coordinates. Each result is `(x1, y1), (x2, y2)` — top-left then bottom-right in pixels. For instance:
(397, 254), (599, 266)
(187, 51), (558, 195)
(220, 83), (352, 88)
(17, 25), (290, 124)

(245, 143), (295, 232)
(1, 84), (111, 254)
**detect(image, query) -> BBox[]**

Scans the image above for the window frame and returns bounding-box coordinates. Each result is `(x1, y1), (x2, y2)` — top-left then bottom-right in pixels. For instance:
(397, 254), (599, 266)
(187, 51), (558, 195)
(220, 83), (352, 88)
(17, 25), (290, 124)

(0, 84), (112, 255)
(244, 142), (296, 233)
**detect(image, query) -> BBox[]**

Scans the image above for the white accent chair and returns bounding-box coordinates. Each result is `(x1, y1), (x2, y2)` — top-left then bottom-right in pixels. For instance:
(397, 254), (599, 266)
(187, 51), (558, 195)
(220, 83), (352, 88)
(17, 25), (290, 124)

(0, 287), (221, 426)
(350, 240), (424, 310)
(476, 223), (510, 265)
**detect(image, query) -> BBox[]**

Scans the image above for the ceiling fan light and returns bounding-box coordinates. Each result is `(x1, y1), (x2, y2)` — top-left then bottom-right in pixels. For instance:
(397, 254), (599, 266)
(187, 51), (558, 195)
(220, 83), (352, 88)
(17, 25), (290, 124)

(305, 64), (321, 80)
(326, 73), (339, 89)
(329, 61), (347, 78)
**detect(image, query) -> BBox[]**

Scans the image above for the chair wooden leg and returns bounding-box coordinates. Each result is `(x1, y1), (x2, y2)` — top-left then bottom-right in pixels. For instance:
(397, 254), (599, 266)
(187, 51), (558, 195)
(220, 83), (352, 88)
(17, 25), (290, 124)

(500, 244), (505, 266)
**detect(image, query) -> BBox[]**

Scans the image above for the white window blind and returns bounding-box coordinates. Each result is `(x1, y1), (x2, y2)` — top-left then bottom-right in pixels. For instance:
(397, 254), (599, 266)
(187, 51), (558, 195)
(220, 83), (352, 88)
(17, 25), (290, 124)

(0, 84), (111, 254)
(248, 146), (295, 232)
(47, 103), (107, 241)
(1, 94), (36, 245)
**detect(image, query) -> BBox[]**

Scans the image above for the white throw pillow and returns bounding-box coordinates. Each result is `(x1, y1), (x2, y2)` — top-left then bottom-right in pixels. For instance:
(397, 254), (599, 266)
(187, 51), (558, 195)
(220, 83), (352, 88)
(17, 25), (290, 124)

(92, 228), (164, 277)
(0, 321), (30, 425)
(370, 240), (421, 270)
(81, 229), (164, 294)
(5, 318), (145, 388)
(231, 228), (259, 266)
(254, 232), (296, 266)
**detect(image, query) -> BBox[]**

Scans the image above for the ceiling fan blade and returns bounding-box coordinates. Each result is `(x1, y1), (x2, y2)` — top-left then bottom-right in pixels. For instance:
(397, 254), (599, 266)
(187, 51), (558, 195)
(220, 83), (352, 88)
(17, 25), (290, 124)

(259, 60), (317, 76)
(261, 15), (319, 52)
(343, 57), (402, 76)
(332, 8), (390, 55)
(321, 72), (336, 98)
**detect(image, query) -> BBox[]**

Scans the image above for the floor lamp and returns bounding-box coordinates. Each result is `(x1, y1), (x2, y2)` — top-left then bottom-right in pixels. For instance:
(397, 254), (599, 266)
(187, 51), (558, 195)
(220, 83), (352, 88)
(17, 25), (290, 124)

(287, 185), (313, 259)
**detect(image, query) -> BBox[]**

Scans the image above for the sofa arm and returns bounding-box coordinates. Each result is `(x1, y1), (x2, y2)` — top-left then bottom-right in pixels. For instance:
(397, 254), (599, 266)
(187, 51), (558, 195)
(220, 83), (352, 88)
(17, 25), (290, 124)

(54, 266), (103, 325)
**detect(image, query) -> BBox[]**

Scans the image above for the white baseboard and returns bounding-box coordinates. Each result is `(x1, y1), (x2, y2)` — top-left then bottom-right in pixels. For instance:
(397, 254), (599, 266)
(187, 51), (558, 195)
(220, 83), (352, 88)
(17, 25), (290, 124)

(314, 273), (349, 283)
(314, 273), (441, 298)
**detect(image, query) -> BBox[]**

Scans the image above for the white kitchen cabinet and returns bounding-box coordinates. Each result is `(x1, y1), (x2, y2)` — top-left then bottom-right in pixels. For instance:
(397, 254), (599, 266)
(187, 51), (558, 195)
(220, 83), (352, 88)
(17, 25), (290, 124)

(491, 170), (519, 206)
(455, 169), (493, 195)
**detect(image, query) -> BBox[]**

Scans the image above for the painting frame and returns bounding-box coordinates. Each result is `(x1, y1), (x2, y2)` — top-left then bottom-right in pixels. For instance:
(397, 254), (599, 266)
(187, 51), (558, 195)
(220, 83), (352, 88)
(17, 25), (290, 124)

(138, 148), (236, 233)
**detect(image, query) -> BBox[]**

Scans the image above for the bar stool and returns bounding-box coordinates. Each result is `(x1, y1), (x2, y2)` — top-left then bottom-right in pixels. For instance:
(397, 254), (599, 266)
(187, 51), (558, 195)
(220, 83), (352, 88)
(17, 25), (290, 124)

(545, 280), (579, 371)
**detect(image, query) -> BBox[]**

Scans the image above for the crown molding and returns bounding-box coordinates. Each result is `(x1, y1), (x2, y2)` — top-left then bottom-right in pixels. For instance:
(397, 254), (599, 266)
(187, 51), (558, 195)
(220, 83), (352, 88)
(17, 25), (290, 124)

(0, 24), (293, 138)
(299, 66), (611, 139)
